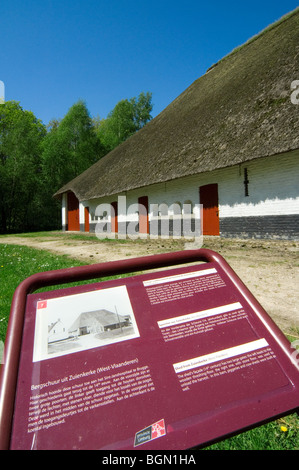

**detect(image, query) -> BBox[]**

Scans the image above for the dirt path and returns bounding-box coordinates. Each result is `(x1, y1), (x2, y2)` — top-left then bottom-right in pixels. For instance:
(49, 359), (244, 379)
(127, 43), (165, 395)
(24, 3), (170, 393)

(0, 233), (298, 335)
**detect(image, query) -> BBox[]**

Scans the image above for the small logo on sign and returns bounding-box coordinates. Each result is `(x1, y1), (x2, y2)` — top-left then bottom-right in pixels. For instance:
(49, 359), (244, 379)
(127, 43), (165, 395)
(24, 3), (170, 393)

(134, 419), (166, 447)
(37, 300), (47, 309)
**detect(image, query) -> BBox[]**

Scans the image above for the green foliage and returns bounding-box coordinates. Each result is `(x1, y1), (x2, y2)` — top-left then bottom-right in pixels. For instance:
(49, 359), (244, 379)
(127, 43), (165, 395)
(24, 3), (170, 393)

(40, 100), (106, 228)
(0, 93), (152, 234)
(95, 91), (153, 152)
(0, 101), (46, 233)
(42, 100), (105, 190)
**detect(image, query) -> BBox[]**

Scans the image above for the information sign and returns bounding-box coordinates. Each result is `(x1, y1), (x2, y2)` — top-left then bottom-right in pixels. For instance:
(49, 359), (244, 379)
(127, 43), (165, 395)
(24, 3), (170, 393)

(1, 249), (298, 450)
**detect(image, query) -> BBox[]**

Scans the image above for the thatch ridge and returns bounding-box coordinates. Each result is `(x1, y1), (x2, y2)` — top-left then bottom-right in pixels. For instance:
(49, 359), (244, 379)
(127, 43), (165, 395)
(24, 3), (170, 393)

(54, 8), (299, 201)
(207, 7), (299, 71)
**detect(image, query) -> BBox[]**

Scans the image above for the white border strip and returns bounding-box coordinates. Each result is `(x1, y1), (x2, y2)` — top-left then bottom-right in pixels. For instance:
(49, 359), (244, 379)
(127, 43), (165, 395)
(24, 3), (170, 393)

(173, 338), (269, 374)
(143, 268), (217, 287)
(158, 302), (242, 329)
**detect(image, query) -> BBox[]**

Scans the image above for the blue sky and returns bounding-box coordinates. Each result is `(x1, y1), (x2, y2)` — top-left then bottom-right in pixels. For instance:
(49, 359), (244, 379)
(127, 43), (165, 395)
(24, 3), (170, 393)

(1, 0), (298, 125)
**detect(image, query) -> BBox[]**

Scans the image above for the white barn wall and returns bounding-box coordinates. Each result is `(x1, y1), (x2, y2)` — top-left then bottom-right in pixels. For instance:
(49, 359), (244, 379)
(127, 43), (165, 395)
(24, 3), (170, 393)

(79, 201), (85, 228)
(61, 193), (67, 228)
(85, 150), (299, 239)
(219, 151), (298, 218)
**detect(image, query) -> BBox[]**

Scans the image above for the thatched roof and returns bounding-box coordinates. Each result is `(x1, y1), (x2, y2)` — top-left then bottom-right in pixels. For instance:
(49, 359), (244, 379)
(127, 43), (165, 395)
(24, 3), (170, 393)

(69, 309), (127, 332)
(55, 8), (299, 201)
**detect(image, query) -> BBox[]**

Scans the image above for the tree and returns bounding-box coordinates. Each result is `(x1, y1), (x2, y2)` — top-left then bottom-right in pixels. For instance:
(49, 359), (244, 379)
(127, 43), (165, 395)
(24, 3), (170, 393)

(0, 94), (153, 233)
(0, 101), (46, 233)
(41, 100), (105, 228)
(42, 100), (104, 190)
(95, 92), (153, 152)
(133, 91), (153, 130)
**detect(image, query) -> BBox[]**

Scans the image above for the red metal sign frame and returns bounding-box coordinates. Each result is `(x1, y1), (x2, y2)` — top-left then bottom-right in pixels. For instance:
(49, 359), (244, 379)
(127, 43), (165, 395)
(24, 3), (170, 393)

(0, 248), (298, 450)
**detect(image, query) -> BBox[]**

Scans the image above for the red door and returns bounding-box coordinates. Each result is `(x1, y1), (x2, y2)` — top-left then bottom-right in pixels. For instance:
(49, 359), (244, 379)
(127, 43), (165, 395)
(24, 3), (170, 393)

(84, 207), (90, 232)
(111, 201), (118, 233)
(138, 196), (149, 234)
(67, 192), (80, 231)
(199, 184), (219, 235)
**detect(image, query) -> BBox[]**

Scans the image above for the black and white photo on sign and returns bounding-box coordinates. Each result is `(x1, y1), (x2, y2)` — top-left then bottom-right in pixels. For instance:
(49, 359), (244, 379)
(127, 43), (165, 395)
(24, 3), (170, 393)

(33, 285), (139, 362)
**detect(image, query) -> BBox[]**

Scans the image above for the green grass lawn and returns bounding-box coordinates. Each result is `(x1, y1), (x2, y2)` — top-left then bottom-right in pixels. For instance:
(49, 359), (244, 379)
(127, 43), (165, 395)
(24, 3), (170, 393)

(203, 414), (299, 450)
(0, 243), (298, 450)
(0, 243), (89, 341)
